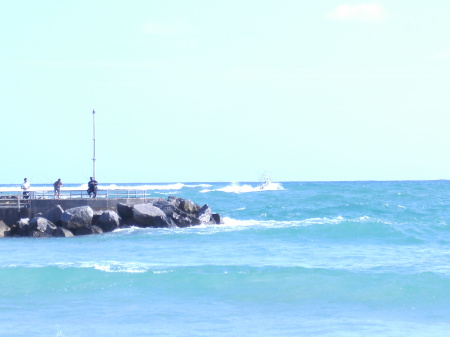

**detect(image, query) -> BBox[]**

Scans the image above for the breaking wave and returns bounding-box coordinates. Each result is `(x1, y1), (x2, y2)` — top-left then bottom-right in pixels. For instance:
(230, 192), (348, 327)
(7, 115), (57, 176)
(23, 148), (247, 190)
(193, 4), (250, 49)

(201, 182), (284, 194)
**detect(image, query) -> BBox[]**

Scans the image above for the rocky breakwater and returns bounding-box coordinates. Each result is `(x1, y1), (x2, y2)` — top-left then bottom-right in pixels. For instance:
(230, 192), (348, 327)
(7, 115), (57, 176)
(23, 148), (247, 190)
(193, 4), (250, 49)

(0, 196), (223, 238)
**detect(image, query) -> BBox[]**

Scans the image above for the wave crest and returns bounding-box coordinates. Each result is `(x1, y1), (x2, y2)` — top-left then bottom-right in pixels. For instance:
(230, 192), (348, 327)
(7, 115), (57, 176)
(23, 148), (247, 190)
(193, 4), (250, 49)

(201, 182), (284, 194)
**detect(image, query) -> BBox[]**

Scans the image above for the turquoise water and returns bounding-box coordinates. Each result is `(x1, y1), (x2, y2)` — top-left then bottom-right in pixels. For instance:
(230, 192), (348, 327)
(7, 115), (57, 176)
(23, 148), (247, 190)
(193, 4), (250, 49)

(1, 181), (450, 336)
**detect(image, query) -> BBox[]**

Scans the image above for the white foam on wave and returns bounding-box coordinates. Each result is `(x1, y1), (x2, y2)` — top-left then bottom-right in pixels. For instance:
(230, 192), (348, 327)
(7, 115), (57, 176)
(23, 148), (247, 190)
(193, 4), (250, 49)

(51, 260), (176, 274)
(88, 262), (175, 274)
(0, 186), (23, 192)
(102, 183), (185, 190)
(217, 217), (306, 230)
(80, 261), (149, 273)
(68, 183), (187, 191)
(218, 215), (355, 230)
(154, 191), (179, 195)
(220, 215), (391, 228)
(90, 183), (211, 190)
(201, 182), (284, 194)
(3, 261), (152, 273)
(222, 217), (262, 227)
(108, 216), (351, 236)
(185, 183), (212, 188)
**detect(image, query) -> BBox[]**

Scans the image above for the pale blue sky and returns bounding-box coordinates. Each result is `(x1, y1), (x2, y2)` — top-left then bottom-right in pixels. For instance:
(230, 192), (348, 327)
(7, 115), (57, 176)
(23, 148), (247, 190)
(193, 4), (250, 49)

(1, 1), (450, 184)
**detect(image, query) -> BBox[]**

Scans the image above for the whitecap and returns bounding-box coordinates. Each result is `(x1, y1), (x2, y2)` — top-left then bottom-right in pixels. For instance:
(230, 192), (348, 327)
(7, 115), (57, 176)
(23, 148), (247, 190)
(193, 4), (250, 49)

(184, 183), (212, 188)
(81, 261), (149, 273)
(203, 182), (284, 194)
(96, 183), (186, 191)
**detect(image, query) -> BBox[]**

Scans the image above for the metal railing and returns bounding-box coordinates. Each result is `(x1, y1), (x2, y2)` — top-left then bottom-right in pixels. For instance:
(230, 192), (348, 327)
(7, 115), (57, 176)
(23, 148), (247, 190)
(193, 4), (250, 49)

(0, 189), (154, 208)
(0, 193), (27, 208)
(0, 191), (33, 208)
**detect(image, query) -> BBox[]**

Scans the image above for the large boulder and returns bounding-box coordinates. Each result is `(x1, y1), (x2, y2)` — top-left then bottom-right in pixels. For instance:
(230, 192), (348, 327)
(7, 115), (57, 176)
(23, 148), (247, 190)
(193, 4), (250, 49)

(0, 221), (11, 237)
(117, 203), (134, 220)
(168, 197), (200, 215)
(53, 227), (74, 237)
(96, 211), (121, 232)
(29, 217), (57, 236)
(92, 210), (103, 223)
(75, 225), (103, 236)
(152, 200), (178, 217)
(176, 215), (201, 227)
(132, 203), (176, 228)
(181, 199), (201, 214)
(153, 200), (200, 227)
(211, 213), (224, 224)
(197, 204), (213, 224)
(42, 205), (64, 225)
(61, 206), (94, 229)
(167, 196), (182, 208)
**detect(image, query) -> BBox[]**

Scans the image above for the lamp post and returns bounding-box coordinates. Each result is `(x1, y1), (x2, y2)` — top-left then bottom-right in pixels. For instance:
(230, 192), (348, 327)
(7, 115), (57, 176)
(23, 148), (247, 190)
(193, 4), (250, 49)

(92, 109), (96, 180)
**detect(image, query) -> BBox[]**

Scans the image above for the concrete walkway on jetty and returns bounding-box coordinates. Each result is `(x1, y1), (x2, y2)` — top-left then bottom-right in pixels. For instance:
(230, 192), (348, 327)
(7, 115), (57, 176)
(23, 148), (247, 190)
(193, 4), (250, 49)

(0, 189), (156, 226)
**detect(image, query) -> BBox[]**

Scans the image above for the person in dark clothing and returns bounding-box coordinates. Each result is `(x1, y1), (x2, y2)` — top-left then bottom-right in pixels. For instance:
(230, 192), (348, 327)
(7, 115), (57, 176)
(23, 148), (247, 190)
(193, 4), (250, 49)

(54, 178), (62, 199)
(87, 177), (98, 198)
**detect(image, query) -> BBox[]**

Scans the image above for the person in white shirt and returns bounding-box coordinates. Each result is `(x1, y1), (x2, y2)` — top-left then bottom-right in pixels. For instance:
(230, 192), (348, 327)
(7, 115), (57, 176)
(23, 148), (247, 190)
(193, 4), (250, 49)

(21, 178), (30, 199)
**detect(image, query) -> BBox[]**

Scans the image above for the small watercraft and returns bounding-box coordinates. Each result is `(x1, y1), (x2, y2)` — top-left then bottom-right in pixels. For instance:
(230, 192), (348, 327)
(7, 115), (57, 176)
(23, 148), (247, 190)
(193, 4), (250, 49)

(258, 173), (271, 190)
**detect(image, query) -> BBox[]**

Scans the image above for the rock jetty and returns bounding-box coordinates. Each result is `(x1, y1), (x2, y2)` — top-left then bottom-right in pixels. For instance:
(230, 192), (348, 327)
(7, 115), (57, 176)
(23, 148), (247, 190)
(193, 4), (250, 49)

(0, 196), (223, 238)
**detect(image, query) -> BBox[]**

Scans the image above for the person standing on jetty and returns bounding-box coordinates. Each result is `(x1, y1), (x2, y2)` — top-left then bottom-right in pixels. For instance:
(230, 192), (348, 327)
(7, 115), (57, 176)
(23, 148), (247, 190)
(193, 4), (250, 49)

(21, 178), (30, 199)
(87, 177), (98, 198)
(54, 179), (62, 199)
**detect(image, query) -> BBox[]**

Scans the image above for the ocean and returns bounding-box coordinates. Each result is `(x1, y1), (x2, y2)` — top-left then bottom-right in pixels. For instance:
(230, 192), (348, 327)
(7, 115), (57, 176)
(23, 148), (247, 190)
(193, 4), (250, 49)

(1, 180), (449, 336)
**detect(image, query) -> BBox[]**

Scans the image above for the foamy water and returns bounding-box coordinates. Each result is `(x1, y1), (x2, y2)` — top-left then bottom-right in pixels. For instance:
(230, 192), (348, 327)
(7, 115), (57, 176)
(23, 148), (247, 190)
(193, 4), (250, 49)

(201, 182), (284, 193)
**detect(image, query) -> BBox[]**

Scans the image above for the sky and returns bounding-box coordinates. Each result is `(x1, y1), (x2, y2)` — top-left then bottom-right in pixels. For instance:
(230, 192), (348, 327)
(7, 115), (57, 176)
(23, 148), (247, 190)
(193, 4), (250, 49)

(1, 1), (450, 184)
